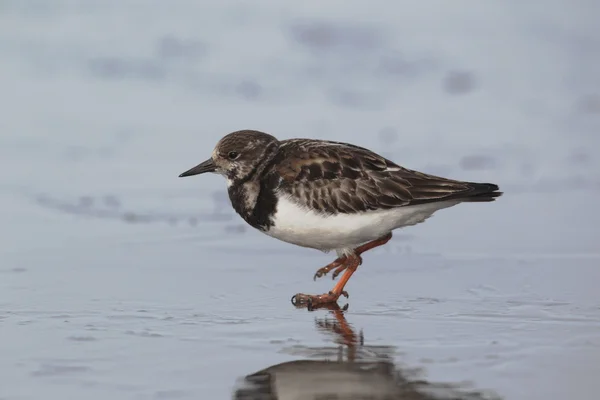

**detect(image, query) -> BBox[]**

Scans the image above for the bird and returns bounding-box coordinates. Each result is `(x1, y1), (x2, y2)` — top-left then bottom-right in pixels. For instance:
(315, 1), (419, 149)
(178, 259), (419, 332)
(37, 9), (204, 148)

(179, 130), (502, 307)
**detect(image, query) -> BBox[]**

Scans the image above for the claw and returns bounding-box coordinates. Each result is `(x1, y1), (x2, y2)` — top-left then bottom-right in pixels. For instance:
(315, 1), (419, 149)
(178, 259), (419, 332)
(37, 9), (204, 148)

(313, 269), (327, 281)
(331, 264), (347, 280)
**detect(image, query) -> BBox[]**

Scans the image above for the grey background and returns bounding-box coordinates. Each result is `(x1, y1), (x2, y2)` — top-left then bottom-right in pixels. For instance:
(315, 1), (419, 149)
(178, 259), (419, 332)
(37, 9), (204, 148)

(1, 1), (599, 399)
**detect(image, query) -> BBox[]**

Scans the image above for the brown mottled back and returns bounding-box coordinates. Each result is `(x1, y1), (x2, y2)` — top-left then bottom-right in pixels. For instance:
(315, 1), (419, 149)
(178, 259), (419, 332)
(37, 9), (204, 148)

(269, 139), (501, 214)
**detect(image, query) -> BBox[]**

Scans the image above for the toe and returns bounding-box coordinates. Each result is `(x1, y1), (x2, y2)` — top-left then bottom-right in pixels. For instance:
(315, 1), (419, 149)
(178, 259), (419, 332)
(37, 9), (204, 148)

(291, 293), (310, 306)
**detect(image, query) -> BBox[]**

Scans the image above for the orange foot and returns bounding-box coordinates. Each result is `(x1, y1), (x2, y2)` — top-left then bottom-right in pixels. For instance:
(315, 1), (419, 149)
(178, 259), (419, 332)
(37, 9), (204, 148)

(292, 253), (362, 309)
(291, 290), (349, 309)
(312, 256), (346, 281)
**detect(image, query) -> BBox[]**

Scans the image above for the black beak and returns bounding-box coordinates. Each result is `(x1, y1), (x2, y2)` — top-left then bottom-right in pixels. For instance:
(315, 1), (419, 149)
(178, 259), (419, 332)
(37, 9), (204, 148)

(178, 158), (217, 177)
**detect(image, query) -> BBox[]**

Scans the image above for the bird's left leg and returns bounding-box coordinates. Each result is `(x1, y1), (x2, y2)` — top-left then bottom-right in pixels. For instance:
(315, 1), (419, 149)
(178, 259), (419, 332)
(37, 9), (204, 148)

(313, 256), (347, 281)
(315, 232), (393, 281)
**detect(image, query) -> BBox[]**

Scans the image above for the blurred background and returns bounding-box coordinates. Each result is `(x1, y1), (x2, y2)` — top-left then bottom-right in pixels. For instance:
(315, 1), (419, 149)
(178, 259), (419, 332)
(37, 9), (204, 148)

(1, 1), (599, 399)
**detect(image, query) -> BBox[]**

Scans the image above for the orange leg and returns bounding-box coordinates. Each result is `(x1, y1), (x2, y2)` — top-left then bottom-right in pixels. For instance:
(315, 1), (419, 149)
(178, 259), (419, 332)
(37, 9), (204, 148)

(292, 254), (360, 308)
(292, 232), (393, 308)
(313, 232), (393, 281)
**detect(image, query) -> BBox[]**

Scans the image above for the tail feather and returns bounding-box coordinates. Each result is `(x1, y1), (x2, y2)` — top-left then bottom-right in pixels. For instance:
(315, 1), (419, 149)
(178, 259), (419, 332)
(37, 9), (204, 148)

(461, 182), (503, 202)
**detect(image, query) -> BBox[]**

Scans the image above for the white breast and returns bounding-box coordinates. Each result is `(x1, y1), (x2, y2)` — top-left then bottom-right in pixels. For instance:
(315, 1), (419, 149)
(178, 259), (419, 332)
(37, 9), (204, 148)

(263, 194), (459, 252)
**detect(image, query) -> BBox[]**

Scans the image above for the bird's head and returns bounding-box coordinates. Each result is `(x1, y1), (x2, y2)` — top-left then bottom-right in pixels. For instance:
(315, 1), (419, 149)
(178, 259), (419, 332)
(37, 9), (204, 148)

(179, 130), (279, 185)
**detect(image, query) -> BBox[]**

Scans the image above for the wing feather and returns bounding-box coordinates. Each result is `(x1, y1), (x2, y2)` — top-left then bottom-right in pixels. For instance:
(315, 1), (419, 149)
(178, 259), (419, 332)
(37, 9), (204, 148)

(269, 139), (501, 214)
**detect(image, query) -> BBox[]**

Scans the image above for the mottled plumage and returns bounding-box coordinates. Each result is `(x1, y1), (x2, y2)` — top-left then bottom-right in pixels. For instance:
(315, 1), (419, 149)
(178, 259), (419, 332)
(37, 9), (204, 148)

(272, 138), (501, 215)
(179, 129), (502, 307)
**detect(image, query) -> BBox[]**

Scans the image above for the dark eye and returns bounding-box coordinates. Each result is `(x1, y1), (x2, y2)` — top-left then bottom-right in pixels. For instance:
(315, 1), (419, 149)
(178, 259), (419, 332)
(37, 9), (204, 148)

(227, 151), (239, 160)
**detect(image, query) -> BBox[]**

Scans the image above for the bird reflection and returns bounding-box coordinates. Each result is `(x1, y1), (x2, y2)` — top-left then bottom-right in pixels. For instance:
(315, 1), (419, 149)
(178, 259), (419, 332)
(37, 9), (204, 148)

(233, 303), (500, 400)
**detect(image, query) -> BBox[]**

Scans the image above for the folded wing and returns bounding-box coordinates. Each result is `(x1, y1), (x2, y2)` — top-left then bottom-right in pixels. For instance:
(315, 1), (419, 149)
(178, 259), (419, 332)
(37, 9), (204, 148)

(271, 139), (502, 215)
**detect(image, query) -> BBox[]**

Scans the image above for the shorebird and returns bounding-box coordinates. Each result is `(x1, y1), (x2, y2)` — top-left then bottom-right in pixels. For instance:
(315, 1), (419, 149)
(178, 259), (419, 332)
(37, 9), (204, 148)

(179, 130), (502, 307)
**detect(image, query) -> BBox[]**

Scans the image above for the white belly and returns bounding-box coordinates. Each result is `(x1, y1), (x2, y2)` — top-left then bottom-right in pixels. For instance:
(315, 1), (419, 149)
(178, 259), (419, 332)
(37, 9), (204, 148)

(264, 195), (459, 252)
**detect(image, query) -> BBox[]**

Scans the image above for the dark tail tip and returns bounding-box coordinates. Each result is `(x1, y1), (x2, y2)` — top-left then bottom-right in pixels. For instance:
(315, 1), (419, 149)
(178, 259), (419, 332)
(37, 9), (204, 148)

(464, 182), (503, 202)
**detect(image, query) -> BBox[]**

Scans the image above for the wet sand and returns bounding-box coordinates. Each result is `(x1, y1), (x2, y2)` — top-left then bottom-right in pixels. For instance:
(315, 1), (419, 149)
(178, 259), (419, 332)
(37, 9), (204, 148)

(1, 1), (600, 399)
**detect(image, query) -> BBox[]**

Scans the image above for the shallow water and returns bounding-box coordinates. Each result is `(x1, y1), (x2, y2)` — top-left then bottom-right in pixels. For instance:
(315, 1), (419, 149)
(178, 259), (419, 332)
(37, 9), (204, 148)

(1, 1), (600, 399)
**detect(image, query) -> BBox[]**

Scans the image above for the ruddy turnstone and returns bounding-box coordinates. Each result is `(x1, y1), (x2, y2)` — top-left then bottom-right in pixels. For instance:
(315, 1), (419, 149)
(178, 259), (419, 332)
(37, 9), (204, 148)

(179, 130), (502, 307)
